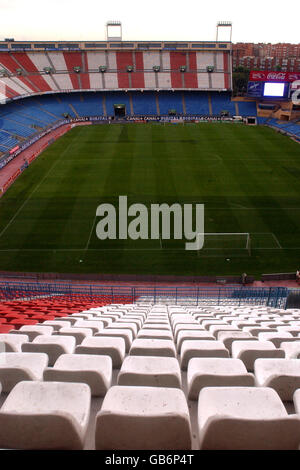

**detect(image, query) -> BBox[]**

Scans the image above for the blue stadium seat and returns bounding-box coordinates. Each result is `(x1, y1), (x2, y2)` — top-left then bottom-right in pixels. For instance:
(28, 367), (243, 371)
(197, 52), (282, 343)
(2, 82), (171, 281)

(105, 92), (131, 116)
(69, 93), (104, 117)
(210, 92), (236, 116)
(184, 92), (210, 115)
(267, 119), (300, 137)
(0, 91), (298, 155)
(37, 95), (76, 118)
(236, 101), (257, 116)
(158, 91), (183, 115)
(131, 92), (157, 115)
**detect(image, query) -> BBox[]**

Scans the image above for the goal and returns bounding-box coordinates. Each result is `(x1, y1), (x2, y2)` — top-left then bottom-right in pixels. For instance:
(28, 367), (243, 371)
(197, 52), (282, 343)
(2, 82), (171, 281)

(197, 233), (251, 256)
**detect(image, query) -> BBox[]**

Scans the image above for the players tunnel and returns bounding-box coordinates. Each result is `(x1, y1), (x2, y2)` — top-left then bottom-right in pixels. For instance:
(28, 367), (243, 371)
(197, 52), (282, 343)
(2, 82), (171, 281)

(114, 104), (126, 118)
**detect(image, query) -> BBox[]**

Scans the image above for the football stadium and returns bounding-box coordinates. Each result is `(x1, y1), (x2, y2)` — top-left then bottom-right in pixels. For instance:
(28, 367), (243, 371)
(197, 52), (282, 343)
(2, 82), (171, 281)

(1, 12), (300, 452)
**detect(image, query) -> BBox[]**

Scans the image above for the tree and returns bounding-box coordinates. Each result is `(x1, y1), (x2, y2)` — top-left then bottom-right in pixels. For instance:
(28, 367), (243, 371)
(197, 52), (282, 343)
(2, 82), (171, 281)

(232, 67), (250, 95)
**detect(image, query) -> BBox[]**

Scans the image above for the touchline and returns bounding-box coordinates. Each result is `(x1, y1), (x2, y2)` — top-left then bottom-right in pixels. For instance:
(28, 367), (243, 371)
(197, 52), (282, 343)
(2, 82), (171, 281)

(95, 196), (205, 251)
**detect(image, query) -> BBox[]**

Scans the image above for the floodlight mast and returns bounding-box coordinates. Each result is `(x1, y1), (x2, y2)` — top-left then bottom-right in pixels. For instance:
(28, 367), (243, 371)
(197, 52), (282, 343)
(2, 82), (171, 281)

(216, 21), (233, 91)
(106, 21), (122, 42)
(216, 21), (232, 42)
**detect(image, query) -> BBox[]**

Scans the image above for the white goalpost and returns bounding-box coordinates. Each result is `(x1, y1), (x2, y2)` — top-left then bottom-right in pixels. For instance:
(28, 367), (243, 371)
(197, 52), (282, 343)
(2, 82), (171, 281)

(197, 233), (251, 256)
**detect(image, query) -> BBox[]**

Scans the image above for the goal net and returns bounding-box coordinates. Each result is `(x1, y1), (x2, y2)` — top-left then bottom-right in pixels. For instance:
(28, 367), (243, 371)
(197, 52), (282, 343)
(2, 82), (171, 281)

(198, 233), (251, 256)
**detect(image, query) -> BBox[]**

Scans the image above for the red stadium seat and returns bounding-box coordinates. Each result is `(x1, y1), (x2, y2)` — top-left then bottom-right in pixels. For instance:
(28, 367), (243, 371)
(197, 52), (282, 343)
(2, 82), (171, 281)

(0, 324), (16, 333)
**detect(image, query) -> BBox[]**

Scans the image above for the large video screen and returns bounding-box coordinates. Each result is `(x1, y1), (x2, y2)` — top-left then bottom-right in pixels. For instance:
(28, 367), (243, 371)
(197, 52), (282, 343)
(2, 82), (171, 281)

(263, 82), (285, 97)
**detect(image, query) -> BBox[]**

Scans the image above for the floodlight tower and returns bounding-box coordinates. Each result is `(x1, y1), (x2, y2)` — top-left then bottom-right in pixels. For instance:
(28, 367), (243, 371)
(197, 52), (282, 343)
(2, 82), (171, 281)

(106, 21), (122, 41)
(216, 21), (232, 42)
(216, 21), (233, 91)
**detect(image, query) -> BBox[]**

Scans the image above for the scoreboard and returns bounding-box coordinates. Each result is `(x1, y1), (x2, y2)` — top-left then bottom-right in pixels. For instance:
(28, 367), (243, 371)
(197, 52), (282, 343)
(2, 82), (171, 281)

(247, 71), (300, 99)
(247, 80), (290, 99)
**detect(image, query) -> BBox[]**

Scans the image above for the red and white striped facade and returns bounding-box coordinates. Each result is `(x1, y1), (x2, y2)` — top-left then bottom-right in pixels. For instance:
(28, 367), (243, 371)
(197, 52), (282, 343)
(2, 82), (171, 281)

(0, 50), (231, 102)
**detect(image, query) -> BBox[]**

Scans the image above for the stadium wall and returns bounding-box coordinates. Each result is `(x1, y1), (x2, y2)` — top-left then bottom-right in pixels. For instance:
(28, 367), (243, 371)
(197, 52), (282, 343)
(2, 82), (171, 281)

(0, 269), (255, 284)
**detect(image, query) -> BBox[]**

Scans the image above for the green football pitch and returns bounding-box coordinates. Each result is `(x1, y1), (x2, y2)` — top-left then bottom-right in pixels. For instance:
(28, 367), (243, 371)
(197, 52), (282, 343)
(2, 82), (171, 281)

(0, 122), (300, 277)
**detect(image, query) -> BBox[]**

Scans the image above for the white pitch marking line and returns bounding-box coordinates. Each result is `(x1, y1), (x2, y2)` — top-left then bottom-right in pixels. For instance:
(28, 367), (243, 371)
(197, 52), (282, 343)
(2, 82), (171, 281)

(0, 247), (296, 252)
(271, 233), (283, 249)
(84, 215), (97, 252)
(0, 130), (81, 241)
(0, 159), (60, 240)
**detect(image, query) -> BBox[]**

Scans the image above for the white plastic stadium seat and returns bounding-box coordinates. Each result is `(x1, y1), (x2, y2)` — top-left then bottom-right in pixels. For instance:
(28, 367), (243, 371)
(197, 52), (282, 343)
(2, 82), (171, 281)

(187, 358), (255, 400)
(254, 358), (300, 401)
(0, 381), (91, 449)
(117, 356), (182, 388)
(180, 340), (229, 370)
(22, 335), (76, 366)
(217, 331), (257, 353)
(231, 340), (285, 371)
(0, 334), (29, 352)
(137, 329), (173, 340)
(44, 354), (112, 397)
(129, 339), (176, 358)
(95, 386), (192, 450)
(73, 320), (104, 334)
(42, 321), (72, 331)
(54, 327), (93, 345)
(0, 353), (48, 392)
(281, 341), (300, 359)
(176, 331), (215, 353)
(75, 337), (125, 368)
(95, 328), (133, 352)
(107, 322), (138, 337)
(258, 332), (294, 348)
(18, 325), (54, 341)
(198, 387), (300, 449)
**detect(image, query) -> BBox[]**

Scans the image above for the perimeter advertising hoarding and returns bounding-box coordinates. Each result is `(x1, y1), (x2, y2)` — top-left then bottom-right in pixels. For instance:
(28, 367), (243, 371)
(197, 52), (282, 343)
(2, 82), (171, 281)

(247, 81), (264, 97)
(249, 71), (300, 82)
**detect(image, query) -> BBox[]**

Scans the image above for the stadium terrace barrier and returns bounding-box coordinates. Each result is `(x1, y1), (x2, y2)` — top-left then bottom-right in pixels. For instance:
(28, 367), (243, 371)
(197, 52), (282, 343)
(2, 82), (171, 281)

(0, 281), (289, 308)
(286, 290), (300, 309)
(261, 272), (297, 282)
(1, 168), (21, 195)
(0, 270), (255, 285)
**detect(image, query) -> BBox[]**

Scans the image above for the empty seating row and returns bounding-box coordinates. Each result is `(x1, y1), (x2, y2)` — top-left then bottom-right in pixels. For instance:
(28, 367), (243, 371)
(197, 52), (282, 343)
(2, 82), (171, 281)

(0, 90), (260, 153)
(1, 302), (300, 449)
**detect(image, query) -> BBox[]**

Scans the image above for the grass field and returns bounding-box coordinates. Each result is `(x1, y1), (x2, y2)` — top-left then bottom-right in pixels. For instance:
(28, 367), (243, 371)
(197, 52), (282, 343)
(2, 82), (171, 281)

(0, 122), (300, 277)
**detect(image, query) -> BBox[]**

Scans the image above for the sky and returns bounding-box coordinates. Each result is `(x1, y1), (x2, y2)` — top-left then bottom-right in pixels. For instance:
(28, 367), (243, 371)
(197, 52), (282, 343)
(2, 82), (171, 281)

(0, 0), (299, 44)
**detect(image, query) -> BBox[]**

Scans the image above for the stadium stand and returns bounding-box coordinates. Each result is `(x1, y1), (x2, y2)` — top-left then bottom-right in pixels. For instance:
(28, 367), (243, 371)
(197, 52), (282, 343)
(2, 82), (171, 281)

(53, 73), (74, 91)
(158, 91), (184, 115)
(1, 299), (300, 449)
(210, 91), (236, 116)
(184, 91), (210, 115)
(131, 91), (157, 115)
(0, 49), (262, 158)
(1, 34), (300, 453)
(0, 132), (19, 152)
(105, 91), (131, 116)
(0, 50), (231, 98)
(236, 100), (258, 116)
(0, 92), (298, 165)
(1, 48), (299, 162)
(268, 119), (300, 138)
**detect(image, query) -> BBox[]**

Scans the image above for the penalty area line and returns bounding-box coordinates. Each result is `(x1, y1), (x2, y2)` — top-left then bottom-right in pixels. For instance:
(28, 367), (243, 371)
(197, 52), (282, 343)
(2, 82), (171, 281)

(0, 131), (82, 241)
(271, 233), (283, 249)
(82, 215), (98, 257)
(0, 159), (61, 241)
